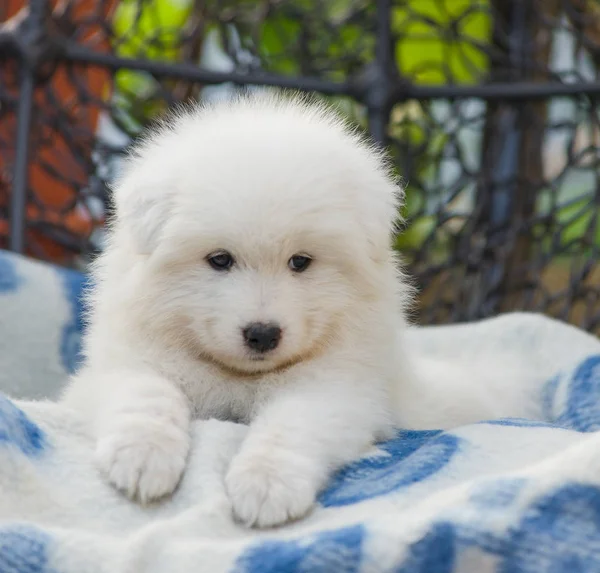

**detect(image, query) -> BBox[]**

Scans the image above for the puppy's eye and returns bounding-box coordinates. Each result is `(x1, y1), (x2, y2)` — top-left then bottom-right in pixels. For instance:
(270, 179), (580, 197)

(288, 254), (312, 273)
(207, 251), (234, 271)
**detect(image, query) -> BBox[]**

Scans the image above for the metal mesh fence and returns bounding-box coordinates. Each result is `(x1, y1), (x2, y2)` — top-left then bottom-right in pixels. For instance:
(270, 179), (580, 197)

(1, 0), (600, 330)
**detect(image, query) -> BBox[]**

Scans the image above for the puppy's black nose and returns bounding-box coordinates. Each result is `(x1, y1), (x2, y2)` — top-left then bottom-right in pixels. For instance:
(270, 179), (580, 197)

(243, 322), (281, 353)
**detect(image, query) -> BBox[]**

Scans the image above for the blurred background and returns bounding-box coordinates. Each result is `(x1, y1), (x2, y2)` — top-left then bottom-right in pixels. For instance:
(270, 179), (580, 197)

(1, 0), (600, 331)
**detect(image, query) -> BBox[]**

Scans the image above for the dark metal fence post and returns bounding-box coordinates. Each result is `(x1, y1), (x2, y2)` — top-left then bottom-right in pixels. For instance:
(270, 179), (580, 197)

(460, 0), (551, 319)
(10, 68), (35, 254)
(365, 0), (395, 146)
(7, 0), (51, 253)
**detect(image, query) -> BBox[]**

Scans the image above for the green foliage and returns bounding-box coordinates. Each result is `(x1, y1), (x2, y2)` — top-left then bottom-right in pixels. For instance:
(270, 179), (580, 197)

(257, 0), (374, 80)
(113, 0), (194, 60)
(111, 0), (195, 133)
(393, 0), (491, 85)
(536, 194), (600, 253)
(389, 1), (491, 252)
(389, 101), (451, 252)
(259, 13), (303, 75)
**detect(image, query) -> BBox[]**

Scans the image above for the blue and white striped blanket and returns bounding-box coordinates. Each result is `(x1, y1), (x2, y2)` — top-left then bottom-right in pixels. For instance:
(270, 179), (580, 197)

(3, 249), (600, 573)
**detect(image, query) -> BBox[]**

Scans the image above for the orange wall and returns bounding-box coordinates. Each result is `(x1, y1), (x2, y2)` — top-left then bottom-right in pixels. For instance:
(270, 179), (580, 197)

(1, 0), (117, 263)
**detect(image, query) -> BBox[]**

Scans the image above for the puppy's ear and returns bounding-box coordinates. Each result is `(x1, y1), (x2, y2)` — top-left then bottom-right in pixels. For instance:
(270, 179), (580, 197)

(111, 175), (173, 255)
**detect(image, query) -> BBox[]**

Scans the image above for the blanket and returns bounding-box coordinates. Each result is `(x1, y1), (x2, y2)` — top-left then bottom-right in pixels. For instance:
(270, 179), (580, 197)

(0, 250), (85, 400)
(3, 250), (600, 573)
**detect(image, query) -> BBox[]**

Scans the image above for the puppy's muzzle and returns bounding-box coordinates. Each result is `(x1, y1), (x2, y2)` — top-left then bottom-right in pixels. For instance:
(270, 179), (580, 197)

(243, 322), (282, 353)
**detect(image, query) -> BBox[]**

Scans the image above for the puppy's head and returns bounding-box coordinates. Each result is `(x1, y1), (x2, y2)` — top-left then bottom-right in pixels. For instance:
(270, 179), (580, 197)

(111, 93), (404, 374)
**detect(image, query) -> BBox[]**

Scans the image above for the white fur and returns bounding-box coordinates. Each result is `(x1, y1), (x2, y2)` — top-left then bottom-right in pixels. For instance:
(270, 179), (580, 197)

(62, 93), (537, 528)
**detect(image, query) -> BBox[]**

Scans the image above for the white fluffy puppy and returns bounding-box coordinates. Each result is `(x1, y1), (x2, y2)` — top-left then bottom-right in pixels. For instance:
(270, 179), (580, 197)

(62, 93), (413, 528)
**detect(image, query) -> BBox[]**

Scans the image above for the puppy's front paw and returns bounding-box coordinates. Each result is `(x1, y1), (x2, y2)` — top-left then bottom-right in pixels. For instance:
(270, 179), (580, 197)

(96, 419), (190, 503)
(225, 449), (319, 528)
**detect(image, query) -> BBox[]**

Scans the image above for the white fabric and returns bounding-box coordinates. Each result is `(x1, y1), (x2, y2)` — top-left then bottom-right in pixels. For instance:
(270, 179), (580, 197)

(0, 250), (84, 400)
